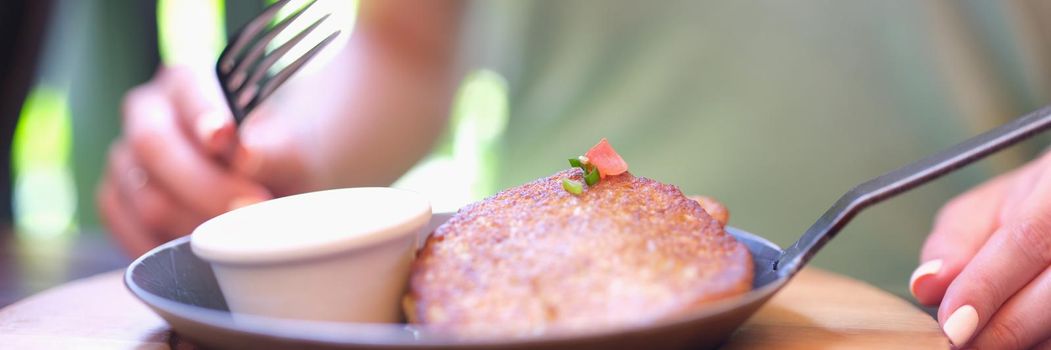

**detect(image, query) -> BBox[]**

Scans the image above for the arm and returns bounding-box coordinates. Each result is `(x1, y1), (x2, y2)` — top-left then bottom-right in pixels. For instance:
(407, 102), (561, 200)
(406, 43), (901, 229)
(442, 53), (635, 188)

(99, 0), (464, 256)
(235, 0), (464, 195)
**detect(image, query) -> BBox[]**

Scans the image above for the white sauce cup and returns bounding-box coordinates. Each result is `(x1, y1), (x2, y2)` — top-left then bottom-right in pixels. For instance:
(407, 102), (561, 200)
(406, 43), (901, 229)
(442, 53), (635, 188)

(191, 187), (431, 323)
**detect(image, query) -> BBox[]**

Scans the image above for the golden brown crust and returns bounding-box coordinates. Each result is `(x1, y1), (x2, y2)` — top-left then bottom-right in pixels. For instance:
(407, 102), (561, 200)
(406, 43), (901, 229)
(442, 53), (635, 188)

(407, 169), (753, 337)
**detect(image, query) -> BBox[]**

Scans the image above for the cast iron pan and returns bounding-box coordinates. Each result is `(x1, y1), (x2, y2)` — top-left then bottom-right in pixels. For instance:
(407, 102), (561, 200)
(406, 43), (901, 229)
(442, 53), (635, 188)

(126, 106), (1051, 349)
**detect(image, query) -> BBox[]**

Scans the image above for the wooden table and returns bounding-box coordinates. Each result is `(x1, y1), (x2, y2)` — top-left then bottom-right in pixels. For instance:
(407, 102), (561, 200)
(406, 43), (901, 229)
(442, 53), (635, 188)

(0, 227), (130, 307)
(0, 267), (947, 349)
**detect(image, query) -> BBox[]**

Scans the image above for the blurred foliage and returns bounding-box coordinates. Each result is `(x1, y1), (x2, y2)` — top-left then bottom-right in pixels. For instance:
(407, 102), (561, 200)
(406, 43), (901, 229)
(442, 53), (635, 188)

(157, 0), (226, 67)
(12, 86), (76, 238)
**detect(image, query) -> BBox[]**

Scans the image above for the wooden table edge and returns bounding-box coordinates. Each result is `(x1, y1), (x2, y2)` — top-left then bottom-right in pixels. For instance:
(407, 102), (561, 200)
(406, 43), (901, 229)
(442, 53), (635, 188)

(0, 267), (947, 349)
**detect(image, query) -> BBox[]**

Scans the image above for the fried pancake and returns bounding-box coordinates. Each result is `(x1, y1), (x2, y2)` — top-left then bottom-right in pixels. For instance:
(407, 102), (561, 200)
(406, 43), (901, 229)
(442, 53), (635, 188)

(407, 169), (753, 337)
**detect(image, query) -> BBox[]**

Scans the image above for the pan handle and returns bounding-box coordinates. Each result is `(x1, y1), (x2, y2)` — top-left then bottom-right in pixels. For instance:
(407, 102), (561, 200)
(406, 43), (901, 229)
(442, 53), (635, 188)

(775, 104), (1051, 277)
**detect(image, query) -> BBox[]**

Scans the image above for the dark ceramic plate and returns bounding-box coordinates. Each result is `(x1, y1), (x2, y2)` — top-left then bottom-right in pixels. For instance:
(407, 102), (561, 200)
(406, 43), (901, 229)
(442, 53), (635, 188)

(125, 212), (787, 350)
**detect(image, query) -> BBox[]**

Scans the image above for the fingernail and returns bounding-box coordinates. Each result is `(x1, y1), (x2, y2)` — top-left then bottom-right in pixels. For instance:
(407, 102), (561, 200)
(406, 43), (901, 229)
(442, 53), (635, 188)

(944, 305), (978, 346)
(909, 259), (943, 298)
(228, 195), (268, 212)
(195, 110), (228, 144)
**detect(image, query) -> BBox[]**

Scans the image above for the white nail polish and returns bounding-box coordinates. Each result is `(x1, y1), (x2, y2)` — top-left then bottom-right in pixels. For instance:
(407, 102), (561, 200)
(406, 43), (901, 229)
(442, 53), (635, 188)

(944, 305), (978, 346)
(909, 259), (943, 298)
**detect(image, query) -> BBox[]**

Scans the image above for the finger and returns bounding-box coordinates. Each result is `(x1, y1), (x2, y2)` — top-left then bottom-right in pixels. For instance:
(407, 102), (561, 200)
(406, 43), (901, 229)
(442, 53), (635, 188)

(910, 168), (1022, 305)
(109, 141), (206, 240)
(1037, 337), (1051, 350)
(123, 85), (271, 217)
(233, 110), (313, 196)
(688, 195), (728, 226)
(191, 108), (237, 157)
(998, 159), (1046, 224)
(157, 67), (237, 157)
(937, 173), (1051, 347)
(97, 169), (162, 257)
(968, 266), (1051, 350)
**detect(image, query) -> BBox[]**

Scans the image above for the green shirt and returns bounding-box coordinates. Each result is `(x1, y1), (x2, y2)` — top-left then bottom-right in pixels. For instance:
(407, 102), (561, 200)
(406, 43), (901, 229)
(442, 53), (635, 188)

(458, 0), (1051, 298)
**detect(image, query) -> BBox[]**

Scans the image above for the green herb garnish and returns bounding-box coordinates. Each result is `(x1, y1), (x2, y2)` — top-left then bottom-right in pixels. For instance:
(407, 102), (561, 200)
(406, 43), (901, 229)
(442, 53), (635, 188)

(562, 178), (584, 195)
(584, 168), (600, 186)
(568, 158), (582, 168)
(564, 156), (602, 194)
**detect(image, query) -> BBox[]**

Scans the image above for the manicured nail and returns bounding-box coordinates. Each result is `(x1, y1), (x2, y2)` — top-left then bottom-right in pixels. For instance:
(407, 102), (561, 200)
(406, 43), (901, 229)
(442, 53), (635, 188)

(909, 259), (943, 298)
(195, 110), (228, 144)
(944, 305), (978, 346)
(228, 195), (268, 212)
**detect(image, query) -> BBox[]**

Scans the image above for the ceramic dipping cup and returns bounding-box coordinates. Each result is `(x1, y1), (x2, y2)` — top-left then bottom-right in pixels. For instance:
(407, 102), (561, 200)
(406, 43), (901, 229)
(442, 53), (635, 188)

(191, 187), (431, 323)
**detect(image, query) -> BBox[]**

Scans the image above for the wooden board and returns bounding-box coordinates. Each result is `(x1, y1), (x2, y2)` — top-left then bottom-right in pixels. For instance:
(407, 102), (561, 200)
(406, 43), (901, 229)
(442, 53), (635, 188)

(0, 268), (947, 349)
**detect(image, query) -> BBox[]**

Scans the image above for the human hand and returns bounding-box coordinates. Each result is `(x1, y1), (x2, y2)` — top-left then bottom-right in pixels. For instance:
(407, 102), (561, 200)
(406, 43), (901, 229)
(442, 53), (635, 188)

(911, 151), (1051, 349)
(98, 66), (294, 257)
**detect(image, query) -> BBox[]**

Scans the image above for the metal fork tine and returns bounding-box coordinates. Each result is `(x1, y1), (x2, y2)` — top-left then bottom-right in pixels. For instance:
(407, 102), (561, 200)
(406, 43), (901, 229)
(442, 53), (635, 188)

(233, 12), (330, 105)
(217, 0), (292, 74)
(224, 0), (318, 91)
(219, 0), (340, 125)
(244, 30), (341, 113)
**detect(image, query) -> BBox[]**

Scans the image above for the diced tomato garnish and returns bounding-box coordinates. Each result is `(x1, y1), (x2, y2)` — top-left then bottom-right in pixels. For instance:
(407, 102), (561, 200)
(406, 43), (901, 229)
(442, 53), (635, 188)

(585, 138), (628, 178)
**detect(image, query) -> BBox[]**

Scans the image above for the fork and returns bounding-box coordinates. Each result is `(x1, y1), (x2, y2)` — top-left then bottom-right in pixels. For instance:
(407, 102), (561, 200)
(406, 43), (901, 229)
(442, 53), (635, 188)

(216, 0), (341, 126)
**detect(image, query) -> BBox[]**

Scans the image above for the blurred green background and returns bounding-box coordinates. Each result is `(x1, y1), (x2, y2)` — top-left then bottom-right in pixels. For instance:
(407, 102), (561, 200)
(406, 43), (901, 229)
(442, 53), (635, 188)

(6, 0), (1051, 302)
